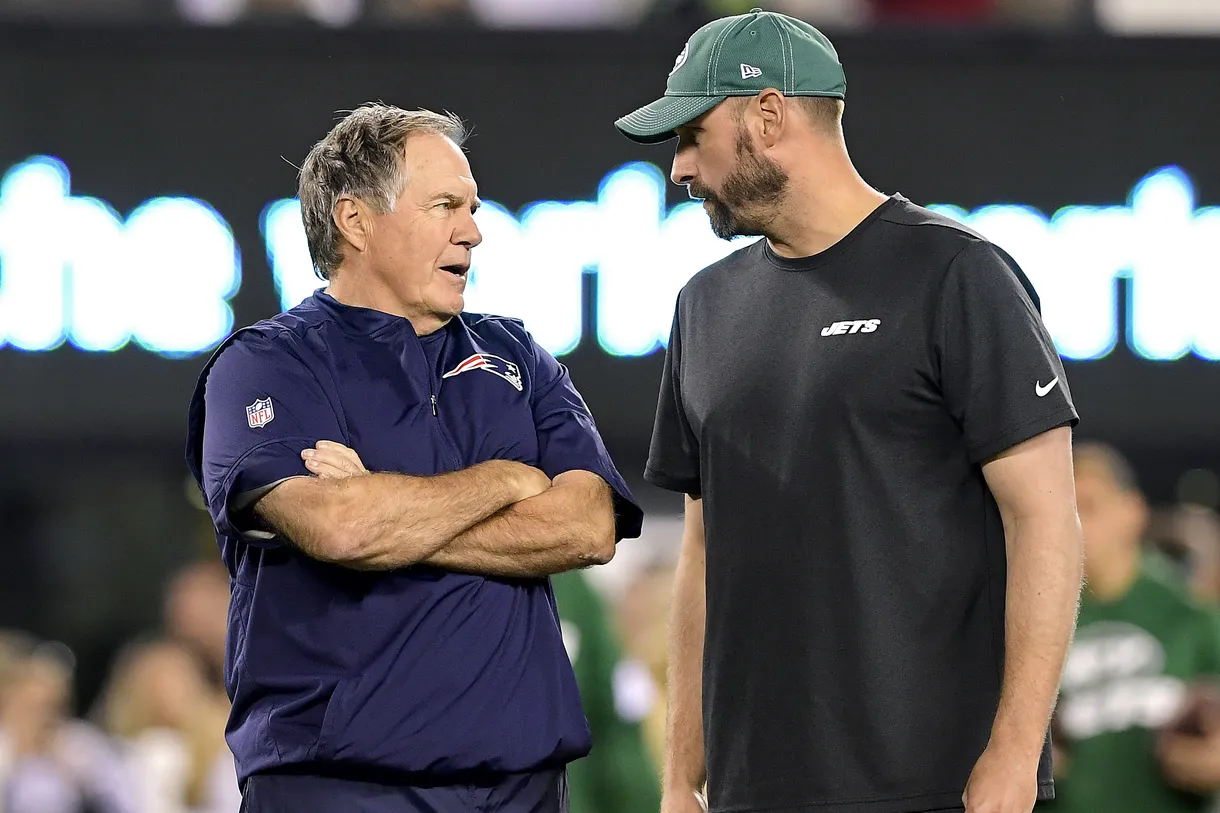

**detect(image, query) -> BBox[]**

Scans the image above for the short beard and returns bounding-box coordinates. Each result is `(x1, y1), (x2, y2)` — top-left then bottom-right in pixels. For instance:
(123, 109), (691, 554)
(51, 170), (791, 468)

(690, 124), (788, 240)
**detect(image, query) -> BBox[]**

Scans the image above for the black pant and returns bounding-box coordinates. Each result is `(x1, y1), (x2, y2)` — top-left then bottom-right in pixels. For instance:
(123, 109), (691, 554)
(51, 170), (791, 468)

(240, 768), (568, 813)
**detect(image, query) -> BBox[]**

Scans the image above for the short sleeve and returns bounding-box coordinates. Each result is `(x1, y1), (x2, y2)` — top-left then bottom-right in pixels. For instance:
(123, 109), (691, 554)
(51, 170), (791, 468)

(935, 241), (1080, 464)
(198, 332), (345, 543)
(529, 335), (644, 541)
(643, 301), (701, 496)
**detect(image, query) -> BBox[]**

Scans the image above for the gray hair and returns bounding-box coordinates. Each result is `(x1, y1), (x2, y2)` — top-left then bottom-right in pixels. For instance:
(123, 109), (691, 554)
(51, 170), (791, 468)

(298, 103), (468, 280)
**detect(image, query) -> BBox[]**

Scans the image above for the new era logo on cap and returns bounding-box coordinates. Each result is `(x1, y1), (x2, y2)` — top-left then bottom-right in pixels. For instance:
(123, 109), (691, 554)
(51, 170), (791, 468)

(615, 7), (847, 144)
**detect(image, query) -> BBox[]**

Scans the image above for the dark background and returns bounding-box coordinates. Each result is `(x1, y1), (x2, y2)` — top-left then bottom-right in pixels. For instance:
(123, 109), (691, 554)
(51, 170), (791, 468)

(3, 29), (1220, 456)
(2, 25), (1218, 704)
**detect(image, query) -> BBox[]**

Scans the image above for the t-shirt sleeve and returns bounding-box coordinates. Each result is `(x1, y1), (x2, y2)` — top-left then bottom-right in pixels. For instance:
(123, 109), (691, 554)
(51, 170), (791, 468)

(935, 240), (1080, 464)
(529, 334), (644, 541)
(200, 331), (346, 544)
(644, 300), (701, 496)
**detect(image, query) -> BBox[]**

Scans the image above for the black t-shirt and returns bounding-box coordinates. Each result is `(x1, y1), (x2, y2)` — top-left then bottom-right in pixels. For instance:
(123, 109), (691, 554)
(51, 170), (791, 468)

(645, 196), (1079, 813)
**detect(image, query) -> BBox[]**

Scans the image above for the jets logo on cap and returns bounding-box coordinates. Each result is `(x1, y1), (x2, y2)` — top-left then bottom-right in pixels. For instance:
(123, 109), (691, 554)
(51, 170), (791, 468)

(670, 42), (690, 76)
(740, 63), (762, 80)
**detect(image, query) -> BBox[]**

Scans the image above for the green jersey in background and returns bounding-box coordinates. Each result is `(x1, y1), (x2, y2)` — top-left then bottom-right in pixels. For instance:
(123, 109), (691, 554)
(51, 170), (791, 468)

(552, 570), (663, 813)
(1050, 564), (1220, 813)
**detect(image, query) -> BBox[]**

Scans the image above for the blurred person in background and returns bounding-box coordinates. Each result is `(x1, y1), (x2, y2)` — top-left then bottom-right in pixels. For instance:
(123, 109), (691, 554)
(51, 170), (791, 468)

(0, 629), (37, 685)
(0, 640), (137, 813)
(94, 638), (239, 813)
(163, 561), (231, 690)
(552, 569), (662, 813)
(868, 0), (991, 23)
(693, 0), (985, 26)
(0, 0), (153, 21)
(615, 563), (674, 768)
(1051, 442), (1220, 813)
(991, 0), (1088, 28)
(367, 0), (468, 23)
(702, 0), (877, 27)
(1148, 504), (1220, 607)
(0, 629), (38, 786)
(467, 0), (650, 28)
(705, 0), (1084, 26)
(1094, 0), (1220, 35)
(616, 8), (1082, 813)
(175, 0), (361, 27)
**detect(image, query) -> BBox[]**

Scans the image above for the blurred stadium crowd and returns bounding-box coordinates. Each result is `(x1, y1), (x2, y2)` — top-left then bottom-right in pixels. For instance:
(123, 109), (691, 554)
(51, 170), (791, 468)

(0, 545), (678, 813)
(0, 0), (1218, 32)
(3, 448), (1220, 811)
(0, 502), (683, 813)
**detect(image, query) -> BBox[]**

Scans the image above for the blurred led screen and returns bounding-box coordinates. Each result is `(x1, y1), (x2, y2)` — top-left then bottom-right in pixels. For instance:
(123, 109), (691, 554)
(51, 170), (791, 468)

(0, 28), (1217, 449)
(4, 157), (1217, 363)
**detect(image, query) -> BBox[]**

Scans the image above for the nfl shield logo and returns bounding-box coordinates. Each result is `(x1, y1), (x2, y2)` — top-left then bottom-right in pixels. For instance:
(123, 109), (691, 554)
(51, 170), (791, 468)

(246, 398), (275, 429)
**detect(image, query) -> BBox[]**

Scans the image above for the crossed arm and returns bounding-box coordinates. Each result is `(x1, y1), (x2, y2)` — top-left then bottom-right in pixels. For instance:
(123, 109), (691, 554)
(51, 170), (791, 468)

(250, 441), (617, 577)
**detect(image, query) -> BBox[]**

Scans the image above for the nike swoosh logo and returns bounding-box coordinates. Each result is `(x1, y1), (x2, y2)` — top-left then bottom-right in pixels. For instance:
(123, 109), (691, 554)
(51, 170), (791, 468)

(1036, 377), (1059, 397)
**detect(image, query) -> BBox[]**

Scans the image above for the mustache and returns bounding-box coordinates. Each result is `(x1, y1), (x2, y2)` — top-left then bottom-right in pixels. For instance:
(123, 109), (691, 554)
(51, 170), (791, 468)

(687, 182), (716, 202)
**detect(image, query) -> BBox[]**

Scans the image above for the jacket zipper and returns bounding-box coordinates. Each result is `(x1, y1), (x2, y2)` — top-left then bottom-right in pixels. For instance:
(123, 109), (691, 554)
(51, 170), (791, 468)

(422, 354), (461, 471)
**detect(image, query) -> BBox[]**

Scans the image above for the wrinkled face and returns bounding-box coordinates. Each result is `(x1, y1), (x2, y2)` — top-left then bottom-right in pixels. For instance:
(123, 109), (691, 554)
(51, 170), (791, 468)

(1075, 462), (1147, 577)
(671, 100), (788, 240)
(361, 132), (483, 326)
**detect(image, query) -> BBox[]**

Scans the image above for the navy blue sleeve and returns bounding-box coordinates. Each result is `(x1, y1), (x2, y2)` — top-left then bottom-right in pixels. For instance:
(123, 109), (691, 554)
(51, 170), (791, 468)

(200, 331), (346, 544)
(528, 335), (644, 542)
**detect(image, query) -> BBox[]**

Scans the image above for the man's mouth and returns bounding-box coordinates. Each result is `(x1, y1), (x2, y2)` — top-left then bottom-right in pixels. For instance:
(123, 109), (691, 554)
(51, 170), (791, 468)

(440, 263), (469, 278)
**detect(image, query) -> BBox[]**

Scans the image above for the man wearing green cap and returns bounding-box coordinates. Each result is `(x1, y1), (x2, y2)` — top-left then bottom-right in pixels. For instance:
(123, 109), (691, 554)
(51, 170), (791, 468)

(617, 8), (1084, 813)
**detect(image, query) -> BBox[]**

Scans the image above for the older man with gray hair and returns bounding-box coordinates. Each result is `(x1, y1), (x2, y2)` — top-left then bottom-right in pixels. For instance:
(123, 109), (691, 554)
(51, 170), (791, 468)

(185, 103), (643, 812)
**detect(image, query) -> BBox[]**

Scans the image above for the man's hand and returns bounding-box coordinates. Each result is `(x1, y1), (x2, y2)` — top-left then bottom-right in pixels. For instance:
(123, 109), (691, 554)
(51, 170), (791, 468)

(1158, 732), (1220, 794)
(1157, 685), (1220, 794)
(302, 441), (551, 502)
(302, 440), (368, 478)
(512, 464), (553, 502)
(962, 744), (1040, 813)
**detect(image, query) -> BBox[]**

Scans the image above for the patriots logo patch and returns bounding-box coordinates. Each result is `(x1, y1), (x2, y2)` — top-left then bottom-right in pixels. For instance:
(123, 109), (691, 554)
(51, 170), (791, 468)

(442, 353), (524, 392)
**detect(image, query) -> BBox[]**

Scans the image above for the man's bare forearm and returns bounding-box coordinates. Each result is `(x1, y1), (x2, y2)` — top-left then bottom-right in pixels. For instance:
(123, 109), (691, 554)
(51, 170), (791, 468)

(991, 511), (1084, 759)
(423, 470), (615, 578)
(665, 496), (708, 797)
(254, 459), (538, 570)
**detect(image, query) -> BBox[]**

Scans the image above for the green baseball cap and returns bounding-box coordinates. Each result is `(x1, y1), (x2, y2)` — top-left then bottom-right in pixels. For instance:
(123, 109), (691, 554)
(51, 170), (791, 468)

(615, 7), (846, 144)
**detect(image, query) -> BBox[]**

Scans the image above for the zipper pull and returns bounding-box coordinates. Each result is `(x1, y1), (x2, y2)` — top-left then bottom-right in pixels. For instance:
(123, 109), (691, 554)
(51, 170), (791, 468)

(431, 394), (438, 416)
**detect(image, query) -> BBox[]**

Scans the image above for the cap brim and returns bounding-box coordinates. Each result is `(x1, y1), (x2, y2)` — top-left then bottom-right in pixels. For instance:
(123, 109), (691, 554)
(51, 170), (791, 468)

(615, 95), (726, 144)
